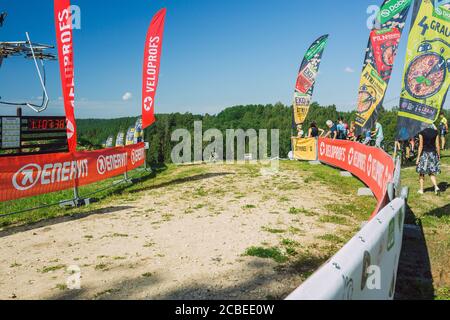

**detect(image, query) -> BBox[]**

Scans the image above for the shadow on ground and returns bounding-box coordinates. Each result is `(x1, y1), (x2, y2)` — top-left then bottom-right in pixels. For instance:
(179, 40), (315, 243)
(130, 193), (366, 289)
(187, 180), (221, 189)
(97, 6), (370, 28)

(44, 254), (328, 300)
(395, 204), (434, 300)
(0, 206), (135, 238)
(129, 172), (235, 194)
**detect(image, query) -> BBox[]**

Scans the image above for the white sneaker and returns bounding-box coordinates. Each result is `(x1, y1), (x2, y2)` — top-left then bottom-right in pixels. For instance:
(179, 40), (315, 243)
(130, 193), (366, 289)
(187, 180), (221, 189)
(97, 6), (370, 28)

(435, 188), (441, 195)
(418, 190), (424, 195)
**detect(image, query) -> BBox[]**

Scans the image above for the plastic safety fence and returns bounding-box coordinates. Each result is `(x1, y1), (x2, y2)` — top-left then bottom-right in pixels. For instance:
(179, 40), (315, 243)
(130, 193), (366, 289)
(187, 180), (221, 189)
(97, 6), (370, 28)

(286, 198), (406, 300)
(286, 138), (402, 300)
(317, 138), (395, 218)
(0, 143), (146, 202)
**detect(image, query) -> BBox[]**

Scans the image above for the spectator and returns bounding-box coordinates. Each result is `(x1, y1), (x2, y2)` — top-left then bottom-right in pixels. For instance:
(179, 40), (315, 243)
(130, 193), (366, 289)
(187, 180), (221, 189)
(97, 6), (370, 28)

(324, 120), (338, 139)
(347, 121), (356, 141)
(363, 129), (372, 145)
(416, 125), (441, 195)
(296, 124), (304, 138)
(439, 111), (448, 150)
(337, 117), (347, 140)
(372, 120), (384, 148)
(307, 122), (325, 138)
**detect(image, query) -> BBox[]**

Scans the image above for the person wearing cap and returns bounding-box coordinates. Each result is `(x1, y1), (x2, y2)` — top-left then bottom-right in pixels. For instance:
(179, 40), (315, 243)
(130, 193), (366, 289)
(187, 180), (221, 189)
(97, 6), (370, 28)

(324, 120), (338, 139)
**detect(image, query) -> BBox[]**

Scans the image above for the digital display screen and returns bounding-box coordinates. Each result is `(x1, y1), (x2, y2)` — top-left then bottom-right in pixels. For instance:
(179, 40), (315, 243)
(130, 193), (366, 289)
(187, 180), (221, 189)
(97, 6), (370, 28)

(27, 118), (66, 131)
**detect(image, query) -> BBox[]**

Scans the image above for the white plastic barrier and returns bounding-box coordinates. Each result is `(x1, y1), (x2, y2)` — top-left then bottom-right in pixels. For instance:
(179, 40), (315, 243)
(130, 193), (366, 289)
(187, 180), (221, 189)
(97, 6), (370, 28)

(286, 197), (406, 300)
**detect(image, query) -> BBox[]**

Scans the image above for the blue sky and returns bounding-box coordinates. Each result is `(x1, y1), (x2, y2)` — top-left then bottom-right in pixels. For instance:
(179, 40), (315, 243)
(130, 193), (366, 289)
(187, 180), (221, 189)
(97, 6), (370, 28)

(0, 0), (447, 118)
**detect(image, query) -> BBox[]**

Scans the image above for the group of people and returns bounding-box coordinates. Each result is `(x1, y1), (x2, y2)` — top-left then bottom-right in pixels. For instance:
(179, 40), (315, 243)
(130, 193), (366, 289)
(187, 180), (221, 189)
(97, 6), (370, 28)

(296, 117), (384, 148)
(294, 111), (448, 196)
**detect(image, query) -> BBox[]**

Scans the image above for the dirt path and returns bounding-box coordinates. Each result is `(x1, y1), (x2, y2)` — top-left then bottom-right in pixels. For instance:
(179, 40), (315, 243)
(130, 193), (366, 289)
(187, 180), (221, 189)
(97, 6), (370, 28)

(0, 163), (356, 300)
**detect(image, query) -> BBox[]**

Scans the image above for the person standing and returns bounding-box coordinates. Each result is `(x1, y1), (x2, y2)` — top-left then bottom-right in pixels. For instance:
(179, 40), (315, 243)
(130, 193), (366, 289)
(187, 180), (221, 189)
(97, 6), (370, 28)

(347, 121), (357, 141)
(296, 124), (304, 138)
(307, 122), (324, 138)
(439, 112), (448, 150)
(324, 120), (338, 139)
(337, 117), (347, 140)
(372, 120), (384, 149)
(416, 126), (441, 195)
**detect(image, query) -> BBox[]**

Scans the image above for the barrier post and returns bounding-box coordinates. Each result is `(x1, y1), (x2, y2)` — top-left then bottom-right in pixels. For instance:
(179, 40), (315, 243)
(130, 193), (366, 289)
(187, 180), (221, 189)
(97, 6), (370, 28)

(60, 158), (91, 208)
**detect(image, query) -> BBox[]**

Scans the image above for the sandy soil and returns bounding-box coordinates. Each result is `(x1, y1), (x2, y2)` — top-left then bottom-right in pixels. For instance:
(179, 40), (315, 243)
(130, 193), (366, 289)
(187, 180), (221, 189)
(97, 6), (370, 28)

(0, 163), (355, 300)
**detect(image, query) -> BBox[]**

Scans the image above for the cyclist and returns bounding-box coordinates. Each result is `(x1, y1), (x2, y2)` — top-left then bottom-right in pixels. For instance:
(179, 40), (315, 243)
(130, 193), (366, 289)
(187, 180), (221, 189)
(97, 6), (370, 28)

(372, 120), (384, 149)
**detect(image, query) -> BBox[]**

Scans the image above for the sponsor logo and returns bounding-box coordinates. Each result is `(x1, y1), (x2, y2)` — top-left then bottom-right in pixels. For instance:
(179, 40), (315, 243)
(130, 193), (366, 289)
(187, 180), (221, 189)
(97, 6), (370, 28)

(143, 96), (154, 112)
(348, 147), (354, 166)
(66, 120), (75, 139)
(131, 148), (146, 165)
(319, 141), (326, 156)
(12, 160), (88, 191)
(379, 0), (411, 21)
(96, 153), (128, 175)
(12, 164), (41, 191)
(367, 154), (373, 177)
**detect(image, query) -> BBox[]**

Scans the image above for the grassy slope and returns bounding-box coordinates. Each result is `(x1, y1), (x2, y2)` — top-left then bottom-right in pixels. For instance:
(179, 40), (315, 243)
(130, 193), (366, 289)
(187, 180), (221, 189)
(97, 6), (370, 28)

(399, 150), (450, 300)
(0, 153), (448, 299)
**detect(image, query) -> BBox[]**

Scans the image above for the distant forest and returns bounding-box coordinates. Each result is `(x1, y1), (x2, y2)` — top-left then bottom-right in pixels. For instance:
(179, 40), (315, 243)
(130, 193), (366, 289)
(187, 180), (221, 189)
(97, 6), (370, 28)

(77, 103), (449, 164)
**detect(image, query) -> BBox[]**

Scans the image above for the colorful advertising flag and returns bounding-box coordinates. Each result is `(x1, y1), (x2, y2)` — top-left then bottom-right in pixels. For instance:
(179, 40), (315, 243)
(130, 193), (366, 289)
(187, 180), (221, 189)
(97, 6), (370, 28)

(134, 118), (144, 143)
(125, 126), (136, 146)
(54, 0), (77, 152)
(355, 0), (413, 134)
(293, 35), (329, 126)
(142, 8), (166, 129)
(105, 135), (114, 148)
(115, 132), (125, 147)
(396, 0), (450, 140)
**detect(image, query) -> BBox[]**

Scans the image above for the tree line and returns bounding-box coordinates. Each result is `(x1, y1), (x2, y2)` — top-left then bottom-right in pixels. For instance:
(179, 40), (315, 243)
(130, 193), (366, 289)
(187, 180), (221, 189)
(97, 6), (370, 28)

(77, 102), (449, 164)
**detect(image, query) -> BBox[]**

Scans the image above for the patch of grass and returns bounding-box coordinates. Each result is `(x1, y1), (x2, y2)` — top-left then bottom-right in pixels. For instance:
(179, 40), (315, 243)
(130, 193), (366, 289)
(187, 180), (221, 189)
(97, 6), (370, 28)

(142, 272), (153, 278)
(289, 207), (307, 215)
(242, 204), (256, 209)
(288, 226), (303, 234)
(93, 288), (120, 299)
(143, 242), (155, 248)
(244, 246), (288, 263)
(279, 196), (290, 202)
(40, 264), (65, 274)
(262, 226), (286, 234)
(161, 214), (174, 221)
(10, 262), (22, 268)
(113, 256), (126, 260)
(55, 283), (68, 291)
(194, 187), (208, 197)
(435, 287), (450, 300)
(318, 234), (345, 244)
(281, 239), (300, 247)
(101, 233), (128, 239)
(94, 263), (110, 271)
(285, 247), (298, 256)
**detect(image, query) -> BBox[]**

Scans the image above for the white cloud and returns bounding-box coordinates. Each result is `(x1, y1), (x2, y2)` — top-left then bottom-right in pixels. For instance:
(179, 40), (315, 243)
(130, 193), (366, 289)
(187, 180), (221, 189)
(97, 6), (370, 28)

(344, 67), (355, 73)
(122, 92), (133, 101)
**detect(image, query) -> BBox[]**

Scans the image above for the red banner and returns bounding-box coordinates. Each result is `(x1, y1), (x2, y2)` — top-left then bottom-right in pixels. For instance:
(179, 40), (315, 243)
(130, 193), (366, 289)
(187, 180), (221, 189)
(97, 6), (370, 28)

(54, 0), (77, 152)
(142, 8), (166, 129)
(0, 143), (146, 202)
(318, 138), (394, 218)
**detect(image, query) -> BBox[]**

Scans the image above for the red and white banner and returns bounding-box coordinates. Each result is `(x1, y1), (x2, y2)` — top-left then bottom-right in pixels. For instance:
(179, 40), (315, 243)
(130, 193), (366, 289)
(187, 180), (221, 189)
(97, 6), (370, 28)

(54, 0), (77, 152)
(318, 138), (394, 217)
(141, 8), (166, 129)
(0, 143), (146, 202)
